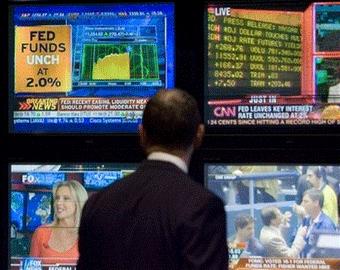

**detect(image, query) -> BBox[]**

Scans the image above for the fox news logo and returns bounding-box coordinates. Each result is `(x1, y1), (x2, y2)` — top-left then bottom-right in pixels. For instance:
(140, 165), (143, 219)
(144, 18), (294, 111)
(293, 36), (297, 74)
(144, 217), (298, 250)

(20, 258), (42, 270)
(22, 174), (37, 184)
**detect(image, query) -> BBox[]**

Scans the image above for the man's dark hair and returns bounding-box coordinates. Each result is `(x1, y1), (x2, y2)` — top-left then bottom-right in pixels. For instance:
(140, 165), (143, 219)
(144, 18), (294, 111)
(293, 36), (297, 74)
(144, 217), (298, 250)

(234, 214), (254, 232)
(261, 207), (278, 226)
(142, 89), (201, 150)
(303, 188), (324, 208)
(307, 166), (323, 178)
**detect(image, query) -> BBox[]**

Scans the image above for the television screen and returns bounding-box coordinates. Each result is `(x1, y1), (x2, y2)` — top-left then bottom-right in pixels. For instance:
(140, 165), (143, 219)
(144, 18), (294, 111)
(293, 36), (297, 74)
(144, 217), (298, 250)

(205, 2), (340, 130)
(83, 166), (134, 189)
(205, 164), (340, 270)
(315, 3), (340, 52)
(9, 3), (175, 133)
(9, 163), (138, 268)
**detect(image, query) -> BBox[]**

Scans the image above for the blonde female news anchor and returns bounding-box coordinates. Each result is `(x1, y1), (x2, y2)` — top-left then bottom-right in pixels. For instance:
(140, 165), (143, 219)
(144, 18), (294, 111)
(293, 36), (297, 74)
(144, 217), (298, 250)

(30, 180), (88, 264)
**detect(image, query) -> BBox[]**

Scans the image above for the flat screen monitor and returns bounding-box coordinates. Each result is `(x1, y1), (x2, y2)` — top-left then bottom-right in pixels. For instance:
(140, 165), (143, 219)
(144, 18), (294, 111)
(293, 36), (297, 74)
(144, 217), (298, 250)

(9, 3), (175, 133)
(9, 163), (138, 268)
(205, 164), (340, 270)
(205, 2), (340, 132)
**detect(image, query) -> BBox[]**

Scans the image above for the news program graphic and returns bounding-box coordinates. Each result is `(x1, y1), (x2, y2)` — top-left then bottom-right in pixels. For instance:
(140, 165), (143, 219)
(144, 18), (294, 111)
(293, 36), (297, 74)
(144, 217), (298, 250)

(26, 192), (52, 233)
(19, 259), (43, 270)
(15, 25), (72, 93)
(10, 163), (137, 270)
(81, 44), (160, 81)
(205, 2), (340, 128)
(205, 164), (340, 270)
(9, 4), (174, 133)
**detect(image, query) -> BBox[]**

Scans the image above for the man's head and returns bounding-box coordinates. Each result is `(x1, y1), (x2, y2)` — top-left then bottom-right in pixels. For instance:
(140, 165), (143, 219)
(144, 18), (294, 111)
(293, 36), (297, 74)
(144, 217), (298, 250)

(139, 89), (204, 154)
(261, 206), (282, 227)
(306, 166), (324, 189)
(301, 188), (323, 218)
(234, 214), (254, 241)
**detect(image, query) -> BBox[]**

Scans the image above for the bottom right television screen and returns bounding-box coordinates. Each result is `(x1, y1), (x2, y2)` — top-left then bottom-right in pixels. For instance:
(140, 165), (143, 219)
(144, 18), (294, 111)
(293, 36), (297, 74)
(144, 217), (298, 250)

(205, 164), (340, 270)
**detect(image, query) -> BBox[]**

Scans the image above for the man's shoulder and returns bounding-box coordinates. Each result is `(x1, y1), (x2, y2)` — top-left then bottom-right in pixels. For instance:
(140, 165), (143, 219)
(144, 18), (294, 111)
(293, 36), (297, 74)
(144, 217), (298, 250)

(260, 226), (269, 234)
(84, 160), (223, 211)
(319, 212), (336, 228)
(329, 83), (340, 93)
(137, 160), (205, 189)
(323, 184), (337, 196)
(141, 160), (223, 205)
(260, 226), (278, 237)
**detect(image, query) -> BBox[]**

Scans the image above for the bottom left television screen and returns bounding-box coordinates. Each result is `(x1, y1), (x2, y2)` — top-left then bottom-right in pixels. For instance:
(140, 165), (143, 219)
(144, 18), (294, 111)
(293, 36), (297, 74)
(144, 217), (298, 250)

(9, 163), (138, 270)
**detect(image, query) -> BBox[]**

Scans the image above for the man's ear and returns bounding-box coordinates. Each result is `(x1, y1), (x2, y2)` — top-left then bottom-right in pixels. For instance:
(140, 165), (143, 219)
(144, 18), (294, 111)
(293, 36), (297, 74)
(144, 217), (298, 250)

(193, 124), (205, 149)
(138, 124), (147, 148)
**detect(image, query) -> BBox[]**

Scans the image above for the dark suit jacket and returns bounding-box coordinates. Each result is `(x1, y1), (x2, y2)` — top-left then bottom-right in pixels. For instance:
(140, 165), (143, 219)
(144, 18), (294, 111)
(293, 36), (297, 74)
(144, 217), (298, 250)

(77, 160), (227, 270)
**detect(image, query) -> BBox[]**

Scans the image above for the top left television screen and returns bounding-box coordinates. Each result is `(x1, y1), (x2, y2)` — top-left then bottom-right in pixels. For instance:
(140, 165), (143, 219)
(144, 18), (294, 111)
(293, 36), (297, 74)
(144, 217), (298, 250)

(9, 3), (175, 133)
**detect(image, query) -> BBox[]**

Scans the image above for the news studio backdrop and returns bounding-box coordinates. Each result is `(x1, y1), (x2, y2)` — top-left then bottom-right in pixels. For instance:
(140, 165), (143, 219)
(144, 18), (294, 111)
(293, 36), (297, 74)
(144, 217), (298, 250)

(3, 0), (340, 270)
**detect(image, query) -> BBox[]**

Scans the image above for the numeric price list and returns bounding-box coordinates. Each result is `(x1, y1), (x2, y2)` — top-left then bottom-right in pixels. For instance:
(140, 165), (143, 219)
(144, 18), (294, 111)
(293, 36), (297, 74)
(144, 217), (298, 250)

(207, 13), (302, 95)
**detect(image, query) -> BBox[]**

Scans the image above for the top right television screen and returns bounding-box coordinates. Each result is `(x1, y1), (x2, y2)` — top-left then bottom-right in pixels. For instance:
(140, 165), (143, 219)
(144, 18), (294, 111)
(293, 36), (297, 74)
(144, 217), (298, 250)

(205, 2), (340, 130)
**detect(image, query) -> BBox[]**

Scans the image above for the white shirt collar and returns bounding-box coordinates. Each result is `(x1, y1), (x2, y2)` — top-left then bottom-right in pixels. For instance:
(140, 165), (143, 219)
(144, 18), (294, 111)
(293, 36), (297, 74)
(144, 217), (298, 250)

(312, 212), (322, 224)
(306, 212), (322, 238)
(147, 152), (188, 173)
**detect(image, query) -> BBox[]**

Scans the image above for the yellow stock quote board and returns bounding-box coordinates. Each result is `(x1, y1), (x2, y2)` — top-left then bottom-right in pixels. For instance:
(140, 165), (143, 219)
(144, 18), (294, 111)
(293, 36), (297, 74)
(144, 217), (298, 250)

(15, 25), (72, 93)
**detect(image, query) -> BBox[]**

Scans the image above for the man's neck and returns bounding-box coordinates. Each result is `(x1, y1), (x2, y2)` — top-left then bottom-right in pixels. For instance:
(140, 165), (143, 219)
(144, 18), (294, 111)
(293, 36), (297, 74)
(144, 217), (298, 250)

(310, 210), (321, 221)
(318, 181), (325, 190)
(146, 145), (193, 168)
(148, 152), (188, 173)
(235, 234), (247, 243)
(269, 224), (280, 230)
